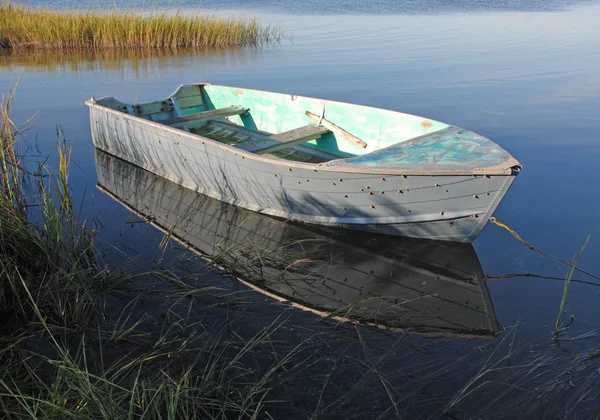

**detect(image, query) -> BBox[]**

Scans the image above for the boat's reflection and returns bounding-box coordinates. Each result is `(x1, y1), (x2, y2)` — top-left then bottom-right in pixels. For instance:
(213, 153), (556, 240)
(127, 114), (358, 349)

(95, 150), (499, 336)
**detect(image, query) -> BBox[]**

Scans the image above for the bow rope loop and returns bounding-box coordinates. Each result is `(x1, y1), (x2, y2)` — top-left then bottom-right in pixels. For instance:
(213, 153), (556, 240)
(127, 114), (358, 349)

(489, 217), (598, 281)
(489, 217), (534, 250)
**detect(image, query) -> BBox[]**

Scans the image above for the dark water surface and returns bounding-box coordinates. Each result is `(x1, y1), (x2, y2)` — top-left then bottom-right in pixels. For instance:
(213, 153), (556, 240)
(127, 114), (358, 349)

(2, 0), (600, 417)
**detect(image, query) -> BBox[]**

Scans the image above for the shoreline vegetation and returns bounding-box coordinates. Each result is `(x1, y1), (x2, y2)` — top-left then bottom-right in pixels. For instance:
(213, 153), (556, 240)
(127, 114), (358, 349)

(0, 3), (281, 51)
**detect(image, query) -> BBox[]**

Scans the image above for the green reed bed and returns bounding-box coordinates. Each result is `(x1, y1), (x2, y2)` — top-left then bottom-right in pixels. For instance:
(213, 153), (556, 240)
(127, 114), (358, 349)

(0, 3), (281, 50)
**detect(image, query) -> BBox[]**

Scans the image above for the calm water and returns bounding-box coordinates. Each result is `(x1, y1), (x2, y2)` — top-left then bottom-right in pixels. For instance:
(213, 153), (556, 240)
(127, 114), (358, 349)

(3, 0), (600, 417)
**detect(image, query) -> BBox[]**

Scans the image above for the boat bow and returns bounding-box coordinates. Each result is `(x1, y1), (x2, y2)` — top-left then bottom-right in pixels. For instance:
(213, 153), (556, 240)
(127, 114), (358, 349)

(322, 126), (520, 175)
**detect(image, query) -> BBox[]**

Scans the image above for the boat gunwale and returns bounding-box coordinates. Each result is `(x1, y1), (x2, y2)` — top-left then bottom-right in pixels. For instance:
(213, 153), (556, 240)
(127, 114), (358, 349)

(85, 83), (521, 176)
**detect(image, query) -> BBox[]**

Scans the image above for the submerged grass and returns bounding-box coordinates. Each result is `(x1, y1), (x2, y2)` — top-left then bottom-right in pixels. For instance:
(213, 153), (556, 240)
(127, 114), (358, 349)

(0, 3), (281, 51)
(443, 322), (600, 419)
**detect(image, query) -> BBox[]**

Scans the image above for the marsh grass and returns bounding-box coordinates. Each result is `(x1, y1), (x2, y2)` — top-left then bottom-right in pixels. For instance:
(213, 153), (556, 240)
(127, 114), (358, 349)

(443, 325), (600, 418)
(0, 2), (281, 51)
(554, 237), (589, 337)
(0, 85), (304, 418)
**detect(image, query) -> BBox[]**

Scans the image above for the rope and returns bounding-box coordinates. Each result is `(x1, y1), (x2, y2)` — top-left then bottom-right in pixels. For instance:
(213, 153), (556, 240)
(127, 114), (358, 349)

(485, 273), (600, 287)
(489, 217), (599, 281)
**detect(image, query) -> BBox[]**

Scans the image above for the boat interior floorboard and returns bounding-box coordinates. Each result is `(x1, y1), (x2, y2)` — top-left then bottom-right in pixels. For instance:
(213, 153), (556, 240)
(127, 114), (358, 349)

(162, 106), (248, 127)
(191, 121), (339, 163)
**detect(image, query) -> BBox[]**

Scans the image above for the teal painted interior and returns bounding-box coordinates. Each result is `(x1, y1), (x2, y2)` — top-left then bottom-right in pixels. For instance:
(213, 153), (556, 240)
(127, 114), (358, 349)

(202, 84), (449, 157)
(94, 84), (451, 159)
(99, 84), (518, 166)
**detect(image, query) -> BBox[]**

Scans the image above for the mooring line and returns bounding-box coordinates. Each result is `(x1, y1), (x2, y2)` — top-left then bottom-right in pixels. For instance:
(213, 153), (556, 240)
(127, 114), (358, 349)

(485, 273), (600, 287)
(489, 217), (599, 281)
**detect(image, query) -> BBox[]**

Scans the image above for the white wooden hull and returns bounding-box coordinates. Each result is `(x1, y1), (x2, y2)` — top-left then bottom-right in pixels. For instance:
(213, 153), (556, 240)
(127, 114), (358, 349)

(88, 103), (517, 242)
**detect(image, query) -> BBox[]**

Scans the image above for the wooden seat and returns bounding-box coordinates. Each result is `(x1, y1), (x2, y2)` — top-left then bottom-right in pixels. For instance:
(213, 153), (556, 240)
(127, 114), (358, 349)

(237, 124), (331, 154)
(160, 106), (248, 128)
(205, 120), (340, 161)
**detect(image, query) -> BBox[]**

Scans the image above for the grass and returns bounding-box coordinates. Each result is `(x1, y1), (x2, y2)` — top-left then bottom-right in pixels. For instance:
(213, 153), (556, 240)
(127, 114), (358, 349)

(0, 83), (303, 418)
(554, 237), (589, 336)
(0, 2), (282, 51)
(443, 323), (600, 419)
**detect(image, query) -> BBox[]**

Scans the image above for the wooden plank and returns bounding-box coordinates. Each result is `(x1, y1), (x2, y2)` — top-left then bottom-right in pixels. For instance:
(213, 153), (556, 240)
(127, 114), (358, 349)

(209, 120), (272, 138)
(132, 100), (173, 117)
(305, 111), (368, 149)
(100, 97), (129, 112)
(161, 106), (248, 127)
(176, 85), (203, 98)
(176, 95), (203, 109)
(270, 124), (330, 143)
(208, 121), (340, 161)
(170, 98), (189, 132)
(246, 125), (330, 155)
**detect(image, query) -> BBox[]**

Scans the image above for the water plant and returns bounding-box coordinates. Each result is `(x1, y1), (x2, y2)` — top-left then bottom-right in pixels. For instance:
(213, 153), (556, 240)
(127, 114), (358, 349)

(554, 237), (590, 337)
(0, 2), (281, 51)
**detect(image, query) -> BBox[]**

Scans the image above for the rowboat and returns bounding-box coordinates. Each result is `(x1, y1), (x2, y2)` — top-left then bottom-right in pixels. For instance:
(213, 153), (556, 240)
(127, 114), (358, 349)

(86, 83), (521, 242)
(96, 150), (500, 336)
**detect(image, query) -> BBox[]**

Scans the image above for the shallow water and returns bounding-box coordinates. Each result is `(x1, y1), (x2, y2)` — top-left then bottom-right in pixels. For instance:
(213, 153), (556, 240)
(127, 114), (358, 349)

(2, 0), (600, 416)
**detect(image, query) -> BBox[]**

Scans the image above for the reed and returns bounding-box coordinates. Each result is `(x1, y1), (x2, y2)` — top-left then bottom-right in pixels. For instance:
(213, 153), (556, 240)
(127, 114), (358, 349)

(0, 3), (281, 51)
(0, 86), (298, 418)
(442, 318), (600, 418)
(554, 237), (589, 336)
